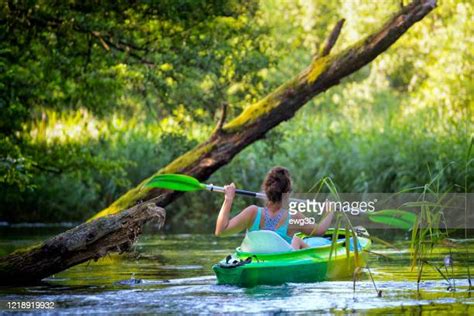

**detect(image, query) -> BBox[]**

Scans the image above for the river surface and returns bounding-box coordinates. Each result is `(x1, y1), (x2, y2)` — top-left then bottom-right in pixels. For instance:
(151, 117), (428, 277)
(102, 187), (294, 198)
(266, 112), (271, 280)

(0, 225), (473, 314)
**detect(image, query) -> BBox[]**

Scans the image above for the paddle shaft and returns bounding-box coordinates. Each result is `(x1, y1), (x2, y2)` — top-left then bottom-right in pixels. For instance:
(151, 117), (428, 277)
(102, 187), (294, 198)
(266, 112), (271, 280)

(204, 184), (311, 204)
(205, 184), (267, 199)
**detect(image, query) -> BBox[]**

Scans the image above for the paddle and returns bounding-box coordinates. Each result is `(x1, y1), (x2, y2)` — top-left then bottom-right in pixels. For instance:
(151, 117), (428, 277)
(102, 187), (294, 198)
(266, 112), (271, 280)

(146, 174), (416, 229)
(146, 173), (266, 199)
(363, 209), (417, 230)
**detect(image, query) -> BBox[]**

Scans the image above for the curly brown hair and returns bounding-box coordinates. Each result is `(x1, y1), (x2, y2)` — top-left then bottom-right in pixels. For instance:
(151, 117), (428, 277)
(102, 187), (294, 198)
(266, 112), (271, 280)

(262, 166), (292, 203)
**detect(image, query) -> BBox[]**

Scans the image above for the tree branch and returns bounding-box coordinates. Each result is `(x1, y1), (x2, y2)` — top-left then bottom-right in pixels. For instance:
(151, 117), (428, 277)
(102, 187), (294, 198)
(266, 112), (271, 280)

(20, 12), (154, 66)
(321, 19), (345, 57)
(89, 30), (155, 66)
(91, 31), (110, 51)
(212, 103), (228, 136)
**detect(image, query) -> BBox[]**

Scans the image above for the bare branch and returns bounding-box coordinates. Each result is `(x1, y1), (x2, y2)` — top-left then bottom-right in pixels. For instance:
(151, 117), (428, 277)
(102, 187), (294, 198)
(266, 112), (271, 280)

(211, 103), (228, 138)
(91, 31), (110, 51)
(321, 19), (345, 57)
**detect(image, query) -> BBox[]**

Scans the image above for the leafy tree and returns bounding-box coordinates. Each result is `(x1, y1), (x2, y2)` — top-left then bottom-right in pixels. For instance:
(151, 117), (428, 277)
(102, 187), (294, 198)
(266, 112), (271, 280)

(0, 0), (274, 220)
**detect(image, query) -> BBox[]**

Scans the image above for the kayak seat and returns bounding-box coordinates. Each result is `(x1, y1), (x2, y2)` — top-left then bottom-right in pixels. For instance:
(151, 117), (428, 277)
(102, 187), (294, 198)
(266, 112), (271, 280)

(241, 231), (293, 253)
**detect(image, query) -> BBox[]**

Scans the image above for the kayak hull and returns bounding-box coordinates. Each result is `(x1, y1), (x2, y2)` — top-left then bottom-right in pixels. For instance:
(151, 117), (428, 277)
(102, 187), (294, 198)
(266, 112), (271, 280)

(213, 229), (371, 287)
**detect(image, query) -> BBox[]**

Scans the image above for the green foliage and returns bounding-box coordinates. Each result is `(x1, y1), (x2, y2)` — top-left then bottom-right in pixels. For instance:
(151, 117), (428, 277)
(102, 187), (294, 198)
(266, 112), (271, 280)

(0, 0), (273, 221)
(0, 0), (472, 227)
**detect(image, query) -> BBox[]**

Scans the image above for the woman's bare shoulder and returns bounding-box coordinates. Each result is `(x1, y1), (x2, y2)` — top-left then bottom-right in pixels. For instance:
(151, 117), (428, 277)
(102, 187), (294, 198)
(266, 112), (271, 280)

(243, 205), (259, 219)
(243, 205), (259, 215)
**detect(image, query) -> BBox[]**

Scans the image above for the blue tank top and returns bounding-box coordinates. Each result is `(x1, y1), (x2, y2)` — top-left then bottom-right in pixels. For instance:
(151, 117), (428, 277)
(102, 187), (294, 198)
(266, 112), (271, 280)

(248, 207), (292, 243)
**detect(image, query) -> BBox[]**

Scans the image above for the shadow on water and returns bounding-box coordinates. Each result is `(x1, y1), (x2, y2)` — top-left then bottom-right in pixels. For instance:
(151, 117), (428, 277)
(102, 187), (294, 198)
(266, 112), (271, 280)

(0, 227), (473, 314)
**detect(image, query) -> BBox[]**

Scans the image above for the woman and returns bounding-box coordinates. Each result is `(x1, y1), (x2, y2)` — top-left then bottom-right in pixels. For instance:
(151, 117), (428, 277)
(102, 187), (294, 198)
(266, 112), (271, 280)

(215, 167), (334, 249)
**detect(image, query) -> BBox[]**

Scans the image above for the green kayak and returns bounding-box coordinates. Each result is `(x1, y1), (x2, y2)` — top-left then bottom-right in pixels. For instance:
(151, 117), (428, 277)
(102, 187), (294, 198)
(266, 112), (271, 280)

(213, 228), (371, 287)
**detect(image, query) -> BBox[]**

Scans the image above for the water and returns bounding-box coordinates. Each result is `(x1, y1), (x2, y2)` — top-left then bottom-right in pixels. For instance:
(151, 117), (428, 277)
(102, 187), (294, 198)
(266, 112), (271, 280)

(1, 227), (473, 314)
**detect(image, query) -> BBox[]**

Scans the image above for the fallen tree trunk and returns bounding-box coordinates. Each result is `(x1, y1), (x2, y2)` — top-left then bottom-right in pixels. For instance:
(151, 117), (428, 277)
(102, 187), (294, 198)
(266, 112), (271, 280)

(91, 0), (437, 220)
(0, 201), (165, 285)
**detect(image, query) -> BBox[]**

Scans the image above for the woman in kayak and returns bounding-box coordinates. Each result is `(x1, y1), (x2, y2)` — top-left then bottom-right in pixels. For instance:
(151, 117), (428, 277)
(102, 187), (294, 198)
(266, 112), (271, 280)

(215, 166), (334, 249)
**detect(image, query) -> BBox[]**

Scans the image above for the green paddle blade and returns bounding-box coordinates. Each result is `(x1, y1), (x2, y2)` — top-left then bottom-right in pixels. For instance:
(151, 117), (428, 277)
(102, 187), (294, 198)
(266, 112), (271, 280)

(367, 209), (417, 230)
(146, 174), (206, 192)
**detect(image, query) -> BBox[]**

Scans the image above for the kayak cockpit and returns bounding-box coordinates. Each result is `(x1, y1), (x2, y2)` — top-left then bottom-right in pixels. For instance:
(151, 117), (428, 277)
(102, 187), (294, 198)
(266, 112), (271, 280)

(236, 229), (365, 258)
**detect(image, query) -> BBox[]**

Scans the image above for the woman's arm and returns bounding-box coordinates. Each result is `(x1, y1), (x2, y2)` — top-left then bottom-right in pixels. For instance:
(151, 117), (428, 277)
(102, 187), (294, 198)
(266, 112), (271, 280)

(309, 210), (334, 236)
(215, 183), (257, 237)
(289, 201), (334, 236)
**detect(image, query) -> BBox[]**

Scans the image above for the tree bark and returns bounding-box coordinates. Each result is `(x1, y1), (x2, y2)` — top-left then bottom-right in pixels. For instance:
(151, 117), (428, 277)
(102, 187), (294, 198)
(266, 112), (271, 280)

(91, 0), (437, 221)
(0, 201), (165, 285)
